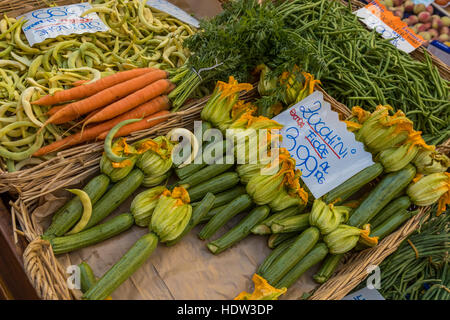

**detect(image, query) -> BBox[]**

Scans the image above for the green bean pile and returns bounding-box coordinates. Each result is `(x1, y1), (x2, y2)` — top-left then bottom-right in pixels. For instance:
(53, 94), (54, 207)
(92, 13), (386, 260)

(280, 0), (449, 145)
(0, 0), (194, 172)
(357, 208), (449, 300)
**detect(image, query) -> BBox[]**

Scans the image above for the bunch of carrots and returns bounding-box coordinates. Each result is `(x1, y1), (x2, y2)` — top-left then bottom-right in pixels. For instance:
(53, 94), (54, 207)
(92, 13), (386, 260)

(33, 68), (174, 157)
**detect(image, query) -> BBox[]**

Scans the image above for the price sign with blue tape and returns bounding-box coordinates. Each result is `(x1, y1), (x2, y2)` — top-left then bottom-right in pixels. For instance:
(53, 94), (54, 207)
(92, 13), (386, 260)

(19, 3), (109, 47)
(273, 91), (374, 199)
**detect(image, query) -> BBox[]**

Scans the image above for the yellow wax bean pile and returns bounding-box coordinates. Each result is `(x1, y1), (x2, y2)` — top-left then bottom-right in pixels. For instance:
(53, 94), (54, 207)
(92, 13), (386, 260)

(0, 0), (195, 172)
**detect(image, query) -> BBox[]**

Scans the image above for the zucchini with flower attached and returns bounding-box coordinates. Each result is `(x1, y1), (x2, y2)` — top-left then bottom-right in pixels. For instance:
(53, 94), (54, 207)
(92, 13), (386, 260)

(407, 172), (450, 216)
(323, 224), (377, 254)
(150, 187), (192, 243)
(200, 77), (253, 131)
(166, 192), (215, 246)
(246, 148), (308, 207)
(353, 105), (414, 153)
(378, 131), (431, 173)
(207, 205), (270, 254)
(309, 199), (352, 235)
(100, 138), (138, 182)
(413, 149), (450, 174)
(136, 136), (175, 187)
(130, 186), (166, 227)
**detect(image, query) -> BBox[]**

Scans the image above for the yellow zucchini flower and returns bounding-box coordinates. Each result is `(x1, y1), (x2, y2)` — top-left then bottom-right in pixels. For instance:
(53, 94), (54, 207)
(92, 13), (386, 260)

(234, 274), (287, 300)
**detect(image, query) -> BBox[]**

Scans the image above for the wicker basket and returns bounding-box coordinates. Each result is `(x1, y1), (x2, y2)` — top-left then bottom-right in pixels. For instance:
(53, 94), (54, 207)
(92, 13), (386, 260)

(1, 0), (449, 300)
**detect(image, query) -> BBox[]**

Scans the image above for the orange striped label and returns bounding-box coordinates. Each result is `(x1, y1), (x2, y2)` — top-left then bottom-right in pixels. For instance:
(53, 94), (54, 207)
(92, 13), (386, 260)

(355, 0), (424, 53)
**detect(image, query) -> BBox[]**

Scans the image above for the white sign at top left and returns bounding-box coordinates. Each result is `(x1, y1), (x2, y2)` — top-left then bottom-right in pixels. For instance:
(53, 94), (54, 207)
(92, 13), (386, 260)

(19, 3), (110, 47)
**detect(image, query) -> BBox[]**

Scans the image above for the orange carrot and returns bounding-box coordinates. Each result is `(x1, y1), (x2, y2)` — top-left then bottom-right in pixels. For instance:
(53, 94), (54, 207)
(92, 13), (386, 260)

(32, 68), (154, 106)
(84, 79), (172, 125)
(97, 110), (171, 140)
(33, 96), (170, 156)
(72, 80), (88, 87)
(47, 104), (67, 116)
(43, 69), (168, 125)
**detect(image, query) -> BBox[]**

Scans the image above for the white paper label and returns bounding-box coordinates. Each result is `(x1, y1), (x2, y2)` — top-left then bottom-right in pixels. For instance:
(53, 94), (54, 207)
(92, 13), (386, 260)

(147, 0), (200, 28)
(342, 288), (385, 300)
(354, 1), (424, 54)
(272, 91), (374, 199)
(19, 3), (109, 47)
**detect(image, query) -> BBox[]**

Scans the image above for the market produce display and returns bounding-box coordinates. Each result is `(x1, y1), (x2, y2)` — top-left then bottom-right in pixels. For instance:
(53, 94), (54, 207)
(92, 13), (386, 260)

(172, 0), (449, 144)
(1, 0), (449, 302)
(0, 0), (196, 172)
(38, 72), (449, 300)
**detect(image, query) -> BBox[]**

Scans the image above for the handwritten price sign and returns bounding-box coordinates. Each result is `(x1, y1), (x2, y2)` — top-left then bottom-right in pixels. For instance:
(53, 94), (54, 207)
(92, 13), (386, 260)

(273, 91), (374, 199)
(354, 0), (424, 53)
(19, 3), (109, 46)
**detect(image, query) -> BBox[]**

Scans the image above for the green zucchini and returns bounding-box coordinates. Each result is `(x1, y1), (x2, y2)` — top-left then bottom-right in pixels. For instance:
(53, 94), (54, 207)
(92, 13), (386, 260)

(50, 213), (134, 255)
(79, 261), (97, 293)
(198, 194), (252, 240)
(192, 186), (247, 210)
(178, 163), (234, 189)
(323, 163), (383, 204)
(175, 139), (226, 180)
(313, 253), (344, 284)
(251, 206), (301, 235)
(348, 164), (416, 228)
(261, 227), (320, 285)
(270, 213), (310, 234)
(83, 233), (158, 300)
(268, 232), (297, 249)
(175, 163), (207, 181)
(257, 237), (297, 276)
(166, 193), (216, 246)
(207, 205), (270, 254)
(188, 172), (240, 202)
(370, 209), (419, 241)
(43, 174), (110, 238)
(84, 169), (144, 229)
(199, 204), (227, 224)
(275, 243), (329, 289)
(370, 196), (412, 229)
